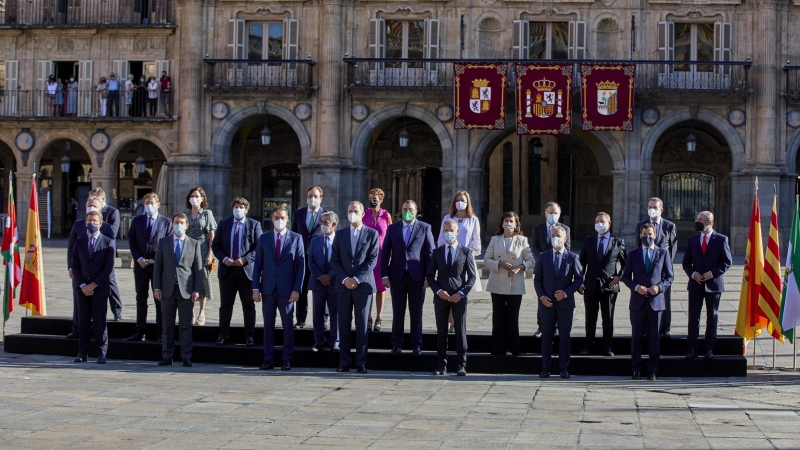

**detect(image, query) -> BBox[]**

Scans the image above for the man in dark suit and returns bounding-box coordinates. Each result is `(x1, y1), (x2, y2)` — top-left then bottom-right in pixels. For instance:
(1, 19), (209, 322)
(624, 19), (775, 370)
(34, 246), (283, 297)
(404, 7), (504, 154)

(90, 187), (122, 320)
(382, 200), (435, 356)
(71, 211), (116, 364)
(291, 186), (327, 329)
(534, 225), (583, 379)
(126, 193), (172, 343)
(622, 223), (674, 380)
(531, 201), (571, 338)
(427, 219), (476, 376)
(308, 211), (340, 351)
(578, 212), (627, 356)
(212, 197), (263, 347)
(67, 196), (115, 339)
(252, 206), (305, 371)
(330, 201), (379, 374)
(153, 213), (203, 368)
(682, 211), (732, 360)
(636, 197), (678, 337)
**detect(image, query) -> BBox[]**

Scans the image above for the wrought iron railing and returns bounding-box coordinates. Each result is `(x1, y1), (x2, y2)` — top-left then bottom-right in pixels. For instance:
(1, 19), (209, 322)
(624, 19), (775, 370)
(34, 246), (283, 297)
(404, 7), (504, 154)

(1, 0), (175, 26)
(343, 58), (752, 94)
(203, 59), (316, 95)
(785, 66), (800, 102)
(0, 89), (175, 119)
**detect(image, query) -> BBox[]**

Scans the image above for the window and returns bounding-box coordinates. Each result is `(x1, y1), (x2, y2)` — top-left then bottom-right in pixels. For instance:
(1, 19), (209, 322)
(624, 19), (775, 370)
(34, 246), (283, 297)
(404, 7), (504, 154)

(386, 20), (424, 68)
(368, 18), (440, 86)
(658, 21), (732, 87)
(674, 23), (713, 72)
(228, 19), (298, 61)
(513, 20), (585, 59)
(248, 22), (284, 61)
(660, 172), (715, 221)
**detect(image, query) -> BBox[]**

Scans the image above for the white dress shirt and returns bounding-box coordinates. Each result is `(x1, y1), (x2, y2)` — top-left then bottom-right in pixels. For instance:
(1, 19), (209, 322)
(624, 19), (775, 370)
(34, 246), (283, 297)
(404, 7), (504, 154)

(343, 224), (364, 285)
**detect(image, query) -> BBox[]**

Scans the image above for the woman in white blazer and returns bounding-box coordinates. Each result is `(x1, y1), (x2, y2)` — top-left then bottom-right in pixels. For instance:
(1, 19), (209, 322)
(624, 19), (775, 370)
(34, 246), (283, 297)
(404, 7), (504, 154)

(484, 211), (534, 356)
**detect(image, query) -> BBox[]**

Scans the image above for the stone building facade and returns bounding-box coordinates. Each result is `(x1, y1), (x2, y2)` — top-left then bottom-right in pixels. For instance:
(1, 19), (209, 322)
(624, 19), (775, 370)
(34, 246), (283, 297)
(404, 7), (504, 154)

(1, 0), (799, 253)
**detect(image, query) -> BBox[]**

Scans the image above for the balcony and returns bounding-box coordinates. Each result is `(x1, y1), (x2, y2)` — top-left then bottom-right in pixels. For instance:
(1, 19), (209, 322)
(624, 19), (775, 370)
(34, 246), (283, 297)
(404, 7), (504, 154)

(0, 89), (175, 121)
(1, 0), (175, 27)
(203, 59), (316, 96)
(343, 58), (752, 97)
(785, 65), (800, 102)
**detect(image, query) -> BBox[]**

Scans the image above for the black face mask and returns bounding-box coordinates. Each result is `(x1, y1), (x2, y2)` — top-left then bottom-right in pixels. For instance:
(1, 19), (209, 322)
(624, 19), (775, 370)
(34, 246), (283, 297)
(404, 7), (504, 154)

(695, 222), (706, 232)
(641, 236), (654, 247)
(369, 199), (379, 207)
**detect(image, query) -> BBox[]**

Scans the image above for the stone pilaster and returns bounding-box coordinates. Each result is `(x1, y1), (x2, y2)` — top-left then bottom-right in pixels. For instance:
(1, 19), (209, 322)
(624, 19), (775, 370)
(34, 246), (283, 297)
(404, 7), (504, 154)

(176, 0), (205, 157)
(316, 0), (343, 160)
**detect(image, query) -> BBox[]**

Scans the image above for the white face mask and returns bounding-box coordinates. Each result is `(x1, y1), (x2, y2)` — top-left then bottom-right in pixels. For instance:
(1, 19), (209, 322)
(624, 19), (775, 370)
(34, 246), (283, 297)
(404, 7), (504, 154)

(321, 225), (332, 235)
(173, 224), (186, 236)
(348, 212), (361, 224)
(595, 222), (608, 234)
(546, 213), (559, 225)
(307, 197), (320, 208)
(86, 206), (98, 213)
(144, 204), (157, 216)
(455, 201), (468, 211)
(503, 221), (516, 231)
(273, 219), (286, 231)
(189, 197), (202, 207)
(551, 236), (564, 249)
(444, 232), (457, 243)
(232, 208), (245, 220)
(648, 208), (660, 219)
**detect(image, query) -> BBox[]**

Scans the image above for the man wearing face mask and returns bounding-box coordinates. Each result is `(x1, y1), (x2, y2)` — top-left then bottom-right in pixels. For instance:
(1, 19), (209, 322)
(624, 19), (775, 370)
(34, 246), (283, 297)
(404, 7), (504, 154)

(381, 200), (435, 356)
(531, 201), (571, 338)
(534, 226), (583, 379)
(67, 197), (115, 339)
(578, 212), (627, 356)
(621, 223), (674, 381)
(252, 206), (305, 371)
(126, 193), (172, 343)
(636, 197), (678, 338)
(291, 186), (328, 329)
(682, 211), (732, 360)
(107, 73), (120, 117)
(212, 197), (263, 347)
(330, 201), (380, 373)
(308, 211), (341, 351)
(89, 188), (122, 321)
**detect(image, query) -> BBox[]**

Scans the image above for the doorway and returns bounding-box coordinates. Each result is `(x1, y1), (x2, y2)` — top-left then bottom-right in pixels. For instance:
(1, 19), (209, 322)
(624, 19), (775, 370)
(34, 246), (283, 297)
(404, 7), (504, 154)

(261, 163), (300, 231)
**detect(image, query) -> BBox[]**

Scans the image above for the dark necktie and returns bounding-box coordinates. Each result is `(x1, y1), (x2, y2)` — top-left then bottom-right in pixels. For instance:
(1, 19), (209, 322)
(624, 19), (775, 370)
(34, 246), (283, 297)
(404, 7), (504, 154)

(645, 248), (651, 273)
(447, 246), (453, 267)
(597, 235), (605, 261)
(307, 211), (315, 231)
(175, 239), (182, 263)
(554, 251), (561, 271)
(652, 221), (658, 237)
(89, 236), (95, 261)
(232, 221), (241, 260)
(147, 217), (154, 236)
(404, 225), (412, 246)
(275, 232), (282, 260)
(324, 237), (331, 271)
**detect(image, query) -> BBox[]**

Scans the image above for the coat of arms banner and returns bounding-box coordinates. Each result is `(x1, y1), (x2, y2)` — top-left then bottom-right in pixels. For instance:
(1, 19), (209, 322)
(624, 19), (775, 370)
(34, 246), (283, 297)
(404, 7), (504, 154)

(514, 63), (572, 135)
(580, 63), (635, 132)
(454, 63), (507, 130)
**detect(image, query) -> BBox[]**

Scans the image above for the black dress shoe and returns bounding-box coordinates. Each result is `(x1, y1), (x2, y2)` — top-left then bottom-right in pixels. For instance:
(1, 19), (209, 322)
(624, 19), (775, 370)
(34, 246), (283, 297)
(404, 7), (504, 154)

(322, 345), (333, 352)
(126, 333), (143, 341)
(560, 371), (570, 379)
(180, 359), (191, 367)
(389, 347), (402, 356)
(260, 361), (274, 370)
(534, 328), (542, 338)
(648, 372), (657, 381)
(312, 345), (322, 352)
(457, 365), (467, 377)
(661, 331), (671, 338)
(579, 347), (591, 356)
(686, 348), (698, 359)
(704, 349), (714, 360)
(356, 365), (368, 374)
(433, 366), (446, 376)
(605, 350), (615, 357)
(113, 313), (122, 321)
(214, 336), (227, 346)
(632, 371), (641, 380)
(97, 356), (107, 364)
(158, 358), (173, 366)
(66, 332), (79, 339)
(281, 362), (291, 371)
(245, 337), (254, 347)
(336, 365), (350, 372)
(412, 347), (422, 356)
(294, 322), (306, 329)
(539, 371), (550, 379)
(73, 355), (87, 363)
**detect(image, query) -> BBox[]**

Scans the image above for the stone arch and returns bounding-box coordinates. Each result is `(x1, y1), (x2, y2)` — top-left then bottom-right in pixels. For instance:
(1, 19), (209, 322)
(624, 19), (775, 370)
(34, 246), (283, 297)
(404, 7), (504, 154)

(351, 103), (452, 167)
(0, 132), (21, 168)
(104, 132), (172, 169)
(641, 108), (745, 172)
(211, 101), (312, 166)
(786, 126), (800, 173)
(30, 132), (96, 170)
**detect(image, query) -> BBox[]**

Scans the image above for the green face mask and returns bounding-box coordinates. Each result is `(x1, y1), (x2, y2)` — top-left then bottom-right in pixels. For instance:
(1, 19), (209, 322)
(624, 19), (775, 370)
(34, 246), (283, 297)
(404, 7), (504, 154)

(402, 211), (415, 223)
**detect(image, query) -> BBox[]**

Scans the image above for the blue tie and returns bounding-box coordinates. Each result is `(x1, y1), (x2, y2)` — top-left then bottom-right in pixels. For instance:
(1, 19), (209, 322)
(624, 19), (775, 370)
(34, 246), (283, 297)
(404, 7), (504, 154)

(404, 224), (412, 246)
(232, 222), (241, 260)
(147, 217), (154, 236)
(175, 239), (183, 264)
(554, 252), (561, 271)
(89, 236), (95, 261)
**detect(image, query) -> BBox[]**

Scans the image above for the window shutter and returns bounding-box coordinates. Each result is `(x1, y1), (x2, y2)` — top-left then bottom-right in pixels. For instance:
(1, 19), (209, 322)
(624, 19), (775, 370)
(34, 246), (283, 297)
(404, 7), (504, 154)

(512, 20), (530, 59)
(568, 21), (586, 59)
(714, 22), (732, 81)
(283, 19), (299, 85)
(368, 18), (386, 85)
(114, 60), (130, 85)
(657, 21), (675, 61)
(78, 60), (93, 116)
(36, 60), (53, 116)
(425, 19), (440, 85)
(227, 19), (245, 59)
(4, 60), (18, 116)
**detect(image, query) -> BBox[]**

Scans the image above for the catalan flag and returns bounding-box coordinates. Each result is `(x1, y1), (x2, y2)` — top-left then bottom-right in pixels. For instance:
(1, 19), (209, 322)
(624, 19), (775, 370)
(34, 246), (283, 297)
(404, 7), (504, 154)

(757, 193), (785, 342)
(735, 182), (769, 350)
(780, 196), (800, 343)
(18, 177), (45, 316)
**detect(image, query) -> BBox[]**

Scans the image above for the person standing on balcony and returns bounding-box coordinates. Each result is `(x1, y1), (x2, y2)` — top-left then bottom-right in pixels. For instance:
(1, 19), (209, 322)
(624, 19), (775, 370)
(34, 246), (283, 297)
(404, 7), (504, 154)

(66, 76), (78, 116)
(55, 78), (65, 117)
(159, 70), (171, 118)
(125, 74), (134, 117)
(147, 76), (159, 117)
(46, 76), (57, 116)
(96, 77), (108, 117)
(107, 73), (120, 117)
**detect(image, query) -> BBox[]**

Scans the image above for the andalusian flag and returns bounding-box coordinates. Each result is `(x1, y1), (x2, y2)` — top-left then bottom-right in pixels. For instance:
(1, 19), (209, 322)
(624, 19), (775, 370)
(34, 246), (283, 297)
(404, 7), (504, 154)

(780, 196), (800, 343)
(2, 174), (20, 323)
(735, 181), (769, 350)
(18, 178), (45, 316)
(757, 194), (785, 342)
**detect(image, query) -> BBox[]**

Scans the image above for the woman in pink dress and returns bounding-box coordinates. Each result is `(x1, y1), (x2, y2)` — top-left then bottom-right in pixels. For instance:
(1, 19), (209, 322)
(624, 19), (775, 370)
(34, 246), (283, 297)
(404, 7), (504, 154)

(363, 188), (392, 331)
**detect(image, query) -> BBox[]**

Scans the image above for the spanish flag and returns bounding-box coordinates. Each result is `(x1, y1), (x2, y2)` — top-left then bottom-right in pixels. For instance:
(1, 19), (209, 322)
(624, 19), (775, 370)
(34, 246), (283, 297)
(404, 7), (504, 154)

(735, 180), (768, 351)
(757, 193), (785, 342)
(18, 178), (45, 316)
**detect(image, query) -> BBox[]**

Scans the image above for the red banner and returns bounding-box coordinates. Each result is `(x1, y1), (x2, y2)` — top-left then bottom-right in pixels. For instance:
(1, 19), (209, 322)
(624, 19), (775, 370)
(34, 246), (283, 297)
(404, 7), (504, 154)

(454, 63), (507, 130)
(515, 63), (572, 135)
(580, 63), (635, 132)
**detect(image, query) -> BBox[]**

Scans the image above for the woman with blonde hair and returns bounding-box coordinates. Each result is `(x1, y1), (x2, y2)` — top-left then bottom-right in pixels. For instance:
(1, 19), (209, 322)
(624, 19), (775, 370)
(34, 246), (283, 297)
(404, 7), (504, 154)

(363, 187), (391, 330)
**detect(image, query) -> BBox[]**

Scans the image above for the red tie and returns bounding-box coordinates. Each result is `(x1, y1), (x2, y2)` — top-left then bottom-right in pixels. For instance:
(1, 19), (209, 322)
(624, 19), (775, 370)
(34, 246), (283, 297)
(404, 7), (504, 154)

(275, 232), (282, 260)
(702, 234), (707, 255)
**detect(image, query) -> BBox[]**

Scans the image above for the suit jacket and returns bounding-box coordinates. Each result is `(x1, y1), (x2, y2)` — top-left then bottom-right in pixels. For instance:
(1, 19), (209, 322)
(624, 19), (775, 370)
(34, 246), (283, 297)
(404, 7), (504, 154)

(252, 230), (305, 296)
(153, 235), (204, 300)
(68, 220), (115, 269)
(212, 217), (263, 281)
(291, 206), (328, 252)
(71, 234), (116, 297)
(381, 220), (435, 283)
(681, 231), (732, 293)
(621, 246), (675, 311)
(308, 234), (337, 293)
(579, 234), (627, 294)
(101, 204), (121, 239)
(636, 218), (678, 260)
(533, 249), (583, 310)
(128, 213), (172, 273)
(484, 235), (534, 295)
(530, 222), (571, 260)
(330, 225), (379, 295)
(426, 244), (477, 296)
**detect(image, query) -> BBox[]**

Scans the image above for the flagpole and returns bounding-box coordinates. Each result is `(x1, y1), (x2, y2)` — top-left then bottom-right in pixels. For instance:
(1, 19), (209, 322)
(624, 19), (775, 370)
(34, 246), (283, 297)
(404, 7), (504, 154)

(794, 339), (797, 370)
(773, 338), (776, 369)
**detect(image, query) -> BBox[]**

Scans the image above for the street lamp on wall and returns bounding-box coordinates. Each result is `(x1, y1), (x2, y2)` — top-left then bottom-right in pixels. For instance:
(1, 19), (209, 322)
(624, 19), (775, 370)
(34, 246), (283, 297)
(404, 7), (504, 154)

(399, 100), (410, 148)
(260, 98), (272, 146)
(685, 133), (697, 152)
(531, 137), (548, 163)
(135, 142), (147, 174)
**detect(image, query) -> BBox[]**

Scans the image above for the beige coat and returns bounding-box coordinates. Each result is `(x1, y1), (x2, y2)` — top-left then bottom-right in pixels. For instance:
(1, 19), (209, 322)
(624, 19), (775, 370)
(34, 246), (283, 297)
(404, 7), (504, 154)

(484, 235), (534, 295)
